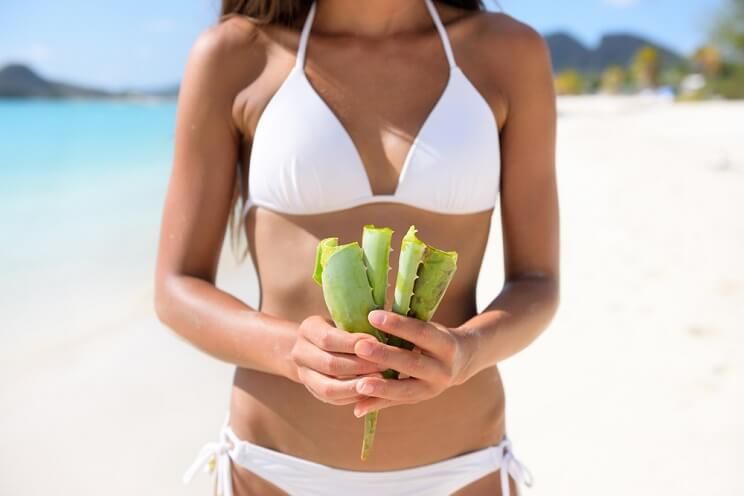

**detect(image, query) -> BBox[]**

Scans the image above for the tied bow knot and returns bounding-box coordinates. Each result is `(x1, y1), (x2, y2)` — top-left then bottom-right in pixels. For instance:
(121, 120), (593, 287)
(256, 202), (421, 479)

(499, 438), (534, 496)
(183, 437), (234, 496)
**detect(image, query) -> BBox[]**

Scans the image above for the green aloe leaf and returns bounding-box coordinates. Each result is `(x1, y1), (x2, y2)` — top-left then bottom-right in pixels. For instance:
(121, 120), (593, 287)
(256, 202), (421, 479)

(313, 225), (457, 461)
(391, 226), (458, 350)
(316, 240), (385, 342)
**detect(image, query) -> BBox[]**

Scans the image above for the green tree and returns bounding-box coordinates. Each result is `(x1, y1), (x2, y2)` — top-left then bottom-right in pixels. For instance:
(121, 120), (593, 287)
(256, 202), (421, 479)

(714, 0), (744, 63)
(692, 45), (723, 77)
(708, 0), (744, 98)
(708, 64), (744, 98)
(660, 64), (689, 90)
(600, 65), (626, 94)
(631, 46), (661, 89)
(554, 70), (584, 95)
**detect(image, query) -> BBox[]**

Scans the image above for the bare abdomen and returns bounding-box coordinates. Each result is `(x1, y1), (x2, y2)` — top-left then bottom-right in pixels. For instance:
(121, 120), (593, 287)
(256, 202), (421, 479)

(231, 203), (504, 469)
(229, 362), (506, 471)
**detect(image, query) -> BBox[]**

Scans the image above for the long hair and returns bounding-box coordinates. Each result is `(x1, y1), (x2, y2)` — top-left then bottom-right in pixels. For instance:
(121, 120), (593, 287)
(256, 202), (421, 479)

(221, 0), (485, 25)
(223, 0), (486, 260)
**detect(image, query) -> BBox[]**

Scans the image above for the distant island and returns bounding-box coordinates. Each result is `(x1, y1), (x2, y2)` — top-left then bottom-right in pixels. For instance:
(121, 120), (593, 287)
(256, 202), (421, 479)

(0, 64), (179, 99)
(546, 32), (683, 73)
(0, 31), (684, 99)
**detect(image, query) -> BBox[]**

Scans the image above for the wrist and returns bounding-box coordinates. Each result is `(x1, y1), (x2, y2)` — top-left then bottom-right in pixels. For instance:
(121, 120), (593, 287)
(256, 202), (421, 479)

(243, 310), (302, 383)
(283, 356), (301, 383)
(283, 326), (302, 384)
(284, 345), (301, 384)
(453, 324), (482, 384)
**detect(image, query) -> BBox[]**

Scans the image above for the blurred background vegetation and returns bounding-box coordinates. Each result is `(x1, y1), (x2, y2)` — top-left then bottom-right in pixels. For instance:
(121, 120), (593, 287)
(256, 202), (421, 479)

(1, 0), (741, 101)
(554, 0), (744, 99)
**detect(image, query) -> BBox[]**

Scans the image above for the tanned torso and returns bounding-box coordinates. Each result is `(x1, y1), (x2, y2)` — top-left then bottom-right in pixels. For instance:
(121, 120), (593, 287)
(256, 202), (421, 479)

(169, 2), (552, 494)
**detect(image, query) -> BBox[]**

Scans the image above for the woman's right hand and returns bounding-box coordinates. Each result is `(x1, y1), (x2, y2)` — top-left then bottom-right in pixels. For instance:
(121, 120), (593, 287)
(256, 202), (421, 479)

(291, 315), (385, 406)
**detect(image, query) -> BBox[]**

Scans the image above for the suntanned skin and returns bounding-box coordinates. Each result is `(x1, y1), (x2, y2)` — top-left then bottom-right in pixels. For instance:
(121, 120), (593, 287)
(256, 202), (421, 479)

(155, 1), (559, 494)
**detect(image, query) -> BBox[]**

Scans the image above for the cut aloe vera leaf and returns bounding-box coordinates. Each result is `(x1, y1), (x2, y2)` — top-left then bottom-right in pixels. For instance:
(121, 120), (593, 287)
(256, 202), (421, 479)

(361, 225), (393, 309)
(315, 236), (388, 461)
(313, 237), (338, 286)
(317, 241), (385, 342)
(409, 247), (458, 321)
(361, 225), (397, 370)
(390, 226), (458, 351)
(359, 225), (395, 460)
(389, 226), (426, 349)
(361, 411), (379, 461)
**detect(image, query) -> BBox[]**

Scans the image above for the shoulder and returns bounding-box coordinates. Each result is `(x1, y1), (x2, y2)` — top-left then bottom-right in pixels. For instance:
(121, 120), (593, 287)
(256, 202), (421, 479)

(459, 11), (554, 106)
(467, 11), (552, 69)
(449, 10), (555, 122)
(179, 15), (273, 118)
(187, 16), (266, 74)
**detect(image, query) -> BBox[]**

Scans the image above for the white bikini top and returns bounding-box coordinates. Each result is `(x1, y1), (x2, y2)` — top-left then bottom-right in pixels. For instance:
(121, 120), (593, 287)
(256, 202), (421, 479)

(245, 0), (500, 216)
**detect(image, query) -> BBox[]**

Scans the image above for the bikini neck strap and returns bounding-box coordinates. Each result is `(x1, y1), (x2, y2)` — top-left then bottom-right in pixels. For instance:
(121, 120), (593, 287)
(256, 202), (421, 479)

(295, 0), (458, 70)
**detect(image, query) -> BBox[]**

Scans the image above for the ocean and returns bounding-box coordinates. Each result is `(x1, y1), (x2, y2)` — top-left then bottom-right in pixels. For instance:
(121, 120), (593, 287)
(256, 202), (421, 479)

(0, 100), (178, 349)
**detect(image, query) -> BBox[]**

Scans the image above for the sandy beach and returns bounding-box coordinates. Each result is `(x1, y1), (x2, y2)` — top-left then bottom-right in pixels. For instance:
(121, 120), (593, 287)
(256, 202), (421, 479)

(1, 96), (742, 495)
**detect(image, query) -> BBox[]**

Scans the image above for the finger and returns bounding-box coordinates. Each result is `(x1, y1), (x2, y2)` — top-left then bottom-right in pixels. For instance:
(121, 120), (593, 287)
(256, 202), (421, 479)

(305, 318), (380, 353)
(306, 389), (364, 406)
(297, 339), (384, 376)
(353, 397), (395, 418)
(398, 348), (421, 380)
(368, 311), (453, 355)
(355, 377), (430, 402)
(301, 368), (365, 405)
(340, 371), (384, 381)
(354, 339), (445, 380)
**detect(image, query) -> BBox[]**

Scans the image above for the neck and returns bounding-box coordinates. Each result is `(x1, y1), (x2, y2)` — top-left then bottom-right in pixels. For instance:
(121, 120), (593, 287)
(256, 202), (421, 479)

(313, 0), (435, 38)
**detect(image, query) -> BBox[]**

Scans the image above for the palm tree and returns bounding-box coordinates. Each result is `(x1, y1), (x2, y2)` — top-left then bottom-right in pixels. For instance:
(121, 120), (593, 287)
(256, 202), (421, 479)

(554, 70), (584, 95)
(692, 45), (723, 77)
(631, 46), (661, 89)
(600, 65), (626, 94)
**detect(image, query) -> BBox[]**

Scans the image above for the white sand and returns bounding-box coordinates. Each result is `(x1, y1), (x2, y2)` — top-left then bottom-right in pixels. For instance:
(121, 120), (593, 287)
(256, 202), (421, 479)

(1, 96), (742, 495)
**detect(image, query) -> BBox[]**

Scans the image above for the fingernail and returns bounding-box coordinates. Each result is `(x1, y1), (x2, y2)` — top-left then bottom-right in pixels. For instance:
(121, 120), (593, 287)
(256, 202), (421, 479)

(356, 340), (375, 357)
(357, 381), (374, 395)
(368, 310), (384, 326)
(354, 408), (365, 418)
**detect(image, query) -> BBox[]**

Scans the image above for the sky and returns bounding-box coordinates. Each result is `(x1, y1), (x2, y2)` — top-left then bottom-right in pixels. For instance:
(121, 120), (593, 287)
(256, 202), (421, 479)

(0, 0), (724, 89)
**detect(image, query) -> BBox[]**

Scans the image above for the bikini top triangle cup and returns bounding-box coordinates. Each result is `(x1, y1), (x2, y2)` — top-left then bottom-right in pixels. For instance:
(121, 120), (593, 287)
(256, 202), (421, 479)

(245, 0), (501, 216)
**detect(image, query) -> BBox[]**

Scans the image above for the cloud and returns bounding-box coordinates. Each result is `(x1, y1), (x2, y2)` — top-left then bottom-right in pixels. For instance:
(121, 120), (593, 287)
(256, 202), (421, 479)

(143, 18), (177, 34)
(603, 0), (640, 7)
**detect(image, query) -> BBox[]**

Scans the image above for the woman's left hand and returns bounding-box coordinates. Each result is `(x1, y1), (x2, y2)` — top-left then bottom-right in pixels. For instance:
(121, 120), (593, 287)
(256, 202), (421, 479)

(352, 309), (476, 418)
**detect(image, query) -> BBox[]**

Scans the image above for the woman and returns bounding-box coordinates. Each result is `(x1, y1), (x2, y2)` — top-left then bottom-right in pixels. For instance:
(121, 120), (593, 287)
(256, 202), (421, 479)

(155, 0), (559, 494)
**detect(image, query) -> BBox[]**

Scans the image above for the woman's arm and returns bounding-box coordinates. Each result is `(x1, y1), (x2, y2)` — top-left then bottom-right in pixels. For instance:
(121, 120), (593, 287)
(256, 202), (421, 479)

(155, 23), (382, 390)
(154, 25), (300, 381)
(349, 25), (559, 416)
(457, 25), (560, 376)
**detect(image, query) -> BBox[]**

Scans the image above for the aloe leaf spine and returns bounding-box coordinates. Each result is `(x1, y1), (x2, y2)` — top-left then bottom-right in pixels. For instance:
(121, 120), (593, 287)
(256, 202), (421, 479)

(409, 246), (458, 322)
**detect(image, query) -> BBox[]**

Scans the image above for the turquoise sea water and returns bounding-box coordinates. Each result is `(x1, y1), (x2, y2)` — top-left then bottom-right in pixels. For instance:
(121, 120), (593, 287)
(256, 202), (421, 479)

(0, 100), (178, 339)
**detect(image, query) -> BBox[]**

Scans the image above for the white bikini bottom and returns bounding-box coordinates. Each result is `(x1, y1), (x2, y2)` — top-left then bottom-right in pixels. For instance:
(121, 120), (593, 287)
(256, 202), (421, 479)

(184, 415), (533, 496)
